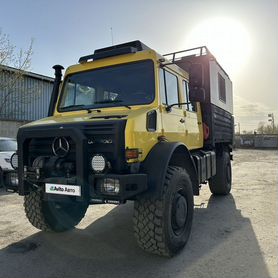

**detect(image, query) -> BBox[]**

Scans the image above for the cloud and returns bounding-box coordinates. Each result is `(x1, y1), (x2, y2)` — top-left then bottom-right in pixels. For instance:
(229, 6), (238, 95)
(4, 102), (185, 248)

(233, 94), (277, 131)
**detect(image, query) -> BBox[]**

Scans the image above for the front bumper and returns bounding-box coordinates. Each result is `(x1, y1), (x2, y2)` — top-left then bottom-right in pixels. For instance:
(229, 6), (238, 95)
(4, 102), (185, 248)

(92, 173), (147, 201)
(42, 173), (148, 203)
(17, 120), (127, 198)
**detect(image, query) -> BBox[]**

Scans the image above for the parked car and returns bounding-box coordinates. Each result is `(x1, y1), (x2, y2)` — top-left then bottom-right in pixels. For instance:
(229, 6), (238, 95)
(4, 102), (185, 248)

(0, 137), (18, 191)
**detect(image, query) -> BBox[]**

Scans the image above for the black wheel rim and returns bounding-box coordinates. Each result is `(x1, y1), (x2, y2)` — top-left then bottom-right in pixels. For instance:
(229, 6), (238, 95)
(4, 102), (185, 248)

(171, 191), (188, 236)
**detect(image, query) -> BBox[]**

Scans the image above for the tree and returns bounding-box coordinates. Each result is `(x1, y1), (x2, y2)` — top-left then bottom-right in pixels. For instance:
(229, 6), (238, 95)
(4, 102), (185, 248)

(257, 122), (278, 134)
(0, 29), (34, 119)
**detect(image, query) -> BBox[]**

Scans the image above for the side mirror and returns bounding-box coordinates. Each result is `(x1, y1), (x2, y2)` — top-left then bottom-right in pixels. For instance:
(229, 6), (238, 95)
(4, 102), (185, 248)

(189, 87), (206, 103)
(189, 63), (204, 88)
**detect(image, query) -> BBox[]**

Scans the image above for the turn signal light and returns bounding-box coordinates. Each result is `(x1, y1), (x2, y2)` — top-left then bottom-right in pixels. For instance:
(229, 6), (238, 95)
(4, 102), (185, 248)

(126, 148), (140, 160)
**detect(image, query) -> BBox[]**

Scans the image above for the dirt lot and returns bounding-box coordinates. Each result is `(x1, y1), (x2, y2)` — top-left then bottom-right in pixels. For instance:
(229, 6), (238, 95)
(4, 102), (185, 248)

(0, 149), (277, 278)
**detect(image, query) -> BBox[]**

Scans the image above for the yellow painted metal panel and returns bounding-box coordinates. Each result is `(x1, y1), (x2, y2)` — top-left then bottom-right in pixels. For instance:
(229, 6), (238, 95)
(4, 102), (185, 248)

(22, 47), (204, 164)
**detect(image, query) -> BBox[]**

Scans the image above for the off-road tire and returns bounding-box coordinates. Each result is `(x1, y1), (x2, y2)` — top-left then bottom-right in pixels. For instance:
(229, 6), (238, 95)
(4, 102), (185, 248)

(209, 150), (232, 195)
(24, 189), (88, 232)
(0, 168), (4, 188)
(133, 166), (194, 257)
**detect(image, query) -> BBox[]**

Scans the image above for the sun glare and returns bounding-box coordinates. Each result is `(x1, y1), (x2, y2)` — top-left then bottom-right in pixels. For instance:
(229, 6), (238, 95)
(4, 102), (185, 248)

(184, 17), (252, 76)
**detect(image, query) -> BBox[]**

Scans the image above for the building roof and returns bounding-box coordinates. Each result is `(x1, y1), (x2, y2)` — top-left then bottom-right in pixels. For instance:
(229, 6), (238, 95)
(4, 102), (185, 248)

(0, 64), (54, 82)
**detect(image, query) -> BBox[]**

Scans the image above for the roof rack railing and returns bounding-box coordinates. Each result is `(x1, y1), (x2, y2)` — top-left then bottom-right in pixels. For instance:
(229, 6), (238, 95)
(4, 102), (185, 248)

(163, 46), (211, 62)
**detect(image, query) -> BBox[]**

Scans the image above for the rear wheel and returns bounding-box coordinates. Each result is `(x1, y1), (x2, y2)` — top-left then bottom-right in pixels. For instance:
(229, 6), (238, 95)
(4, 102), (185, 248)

(133, 166), (194, 257)
(209, 150), (232, 195)
(24, 189), (88, 232)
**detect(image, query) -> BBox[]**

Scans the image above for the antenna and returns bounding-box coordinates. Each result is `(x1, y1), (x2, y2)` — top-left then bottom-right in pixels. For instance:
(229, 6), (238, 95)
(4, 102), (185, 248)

(110, 27), (114, 46)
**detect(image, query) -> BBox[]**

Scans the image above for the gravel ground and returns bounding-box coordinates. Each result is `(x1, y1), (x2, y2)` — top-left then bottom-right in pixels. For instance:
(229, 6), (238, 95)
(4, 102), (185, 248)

(0, 149), (277, 278)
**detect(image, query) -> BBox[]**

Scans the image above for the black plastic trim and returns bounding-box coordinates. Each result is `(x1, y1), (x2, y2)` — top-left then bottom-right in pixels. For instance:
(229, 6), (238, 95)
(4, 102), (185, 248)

(141, 142), (199, 196)
(79, 47), (137, 63)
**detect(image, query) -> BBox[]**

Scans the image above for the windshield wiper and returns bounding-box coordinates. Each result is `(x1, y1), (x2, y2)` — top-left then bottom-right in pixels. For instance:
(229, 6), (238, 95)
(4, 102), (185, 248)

(60, 104), (87, 111)
(60, 100), (132, 113)
(94, 100), (131, 110)
(59, 105), (101, 113)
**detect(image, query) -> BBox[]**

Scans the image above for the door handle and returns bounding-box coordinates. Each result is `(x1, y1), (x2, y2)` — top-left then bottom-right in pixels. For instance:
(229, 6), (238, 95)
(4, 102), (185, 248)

(180, 118), (185, 123)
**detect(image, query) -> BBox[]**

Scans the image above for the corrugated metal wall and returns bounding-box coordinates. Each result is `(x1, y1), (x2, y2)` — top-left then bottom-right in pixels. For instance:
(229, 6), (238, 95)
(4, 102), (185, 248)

(0, 69), (54, 121)
(235, 134), (278, 149)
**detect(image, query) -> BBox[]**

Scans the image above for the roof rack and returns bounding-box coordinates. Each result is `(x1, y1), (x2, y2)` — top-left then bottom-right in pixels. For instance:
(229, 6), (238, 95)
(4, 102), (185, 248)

(163, 46), (212, 62)
(163, 46), (229, 78)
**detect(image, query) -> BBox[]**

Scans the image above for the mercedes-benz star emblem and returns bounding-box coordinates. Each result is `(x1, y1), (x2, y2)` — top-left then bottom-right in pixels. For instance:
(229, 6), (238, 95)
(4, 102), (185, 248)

(52, 137), (70, 157)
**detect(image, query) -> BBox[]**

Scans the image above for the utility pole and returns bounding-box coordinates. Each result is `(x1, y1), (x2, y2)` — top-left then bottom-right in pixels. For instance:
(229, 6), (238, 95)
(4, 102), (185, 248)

(268, 113), (275, 133)
(234, 122), (240, 134)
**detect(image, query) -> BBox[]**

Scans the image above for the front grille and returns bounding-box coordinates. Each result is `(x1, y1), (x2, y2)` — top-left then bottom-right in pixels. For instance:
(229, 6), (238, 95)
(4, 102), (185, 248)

(83, 121), (126, 172)
(28, 136), (75, 165)
(84, 123), (116, 158)
(19, 120), (126, 175)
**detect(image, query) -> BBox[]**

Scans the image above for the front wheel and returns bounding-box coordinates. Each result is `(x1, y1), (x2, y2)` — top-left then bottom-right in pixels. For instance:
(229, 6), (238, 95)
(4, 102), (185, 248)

(0, 168), (4, 188)
(24, 189), (88, 232)
(133, 166), (194, 257)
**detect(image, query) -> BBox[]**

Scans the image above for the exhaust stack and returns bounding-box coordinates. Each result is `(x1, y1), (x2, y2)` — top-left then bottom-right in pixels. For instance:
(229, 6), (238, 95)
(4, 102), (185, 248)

(48, 65), (64, 116)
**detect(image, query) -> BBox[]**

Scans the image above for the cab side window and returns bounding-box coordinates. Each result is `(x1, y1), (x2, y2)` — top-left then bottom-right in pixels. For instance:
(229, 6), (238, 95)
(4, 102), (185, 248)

(160, 69), (179, 106)
(165, 71), (179, 106)
(182, 80), (196, 112)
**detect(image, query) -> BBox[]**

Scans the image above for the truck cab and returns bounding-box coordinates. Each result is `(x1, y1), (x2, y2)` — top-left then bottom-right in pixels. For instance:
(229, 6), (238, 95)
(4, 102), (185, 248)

(14, 41), (234, 257)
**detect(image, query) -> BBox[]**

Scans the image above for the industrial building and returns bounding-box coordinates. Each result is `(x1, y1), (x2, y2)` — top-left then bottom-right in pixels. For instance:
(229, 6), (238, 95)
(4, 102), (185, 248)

(0, 65), (54, 137)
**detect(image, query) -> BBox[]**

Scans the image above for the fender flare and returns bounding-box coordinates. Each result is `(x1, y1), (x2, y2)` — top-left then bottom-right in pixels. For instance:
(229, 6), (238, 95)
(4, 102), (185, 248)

(141, 142), (199, 197)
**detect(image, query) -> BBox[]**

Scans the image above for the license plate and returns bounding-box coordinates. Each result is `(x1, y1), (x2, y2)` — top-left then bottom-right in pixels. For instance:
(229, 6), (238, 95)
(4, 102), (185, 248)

(45, 183), (81, 196)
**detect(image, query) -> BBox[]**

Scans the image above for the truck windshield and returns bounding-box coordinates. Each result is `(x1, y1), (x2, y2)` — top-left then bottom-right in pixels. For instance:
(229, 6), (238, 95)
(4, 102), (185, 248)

(58, 60), (155, 111)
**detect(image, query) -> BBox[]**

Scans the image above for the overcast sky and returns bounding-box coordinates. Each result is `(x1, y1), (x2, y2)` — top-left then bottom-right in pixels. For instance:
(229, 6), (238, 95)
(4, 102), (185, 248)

(1, 0), (277, 131)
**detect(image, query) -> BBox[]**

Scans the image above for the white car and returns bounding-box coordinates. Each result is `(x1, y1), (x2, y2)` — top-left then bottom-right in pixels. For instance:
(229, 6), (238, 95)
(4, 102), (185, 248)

(0, 137), (18, 191)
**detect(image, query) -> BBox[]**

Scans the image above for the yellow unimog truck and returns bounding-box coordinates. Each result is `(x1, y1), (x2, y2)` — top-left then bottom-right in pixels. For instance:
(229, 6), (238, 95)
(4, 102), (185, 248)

(12, 41), (234, 257)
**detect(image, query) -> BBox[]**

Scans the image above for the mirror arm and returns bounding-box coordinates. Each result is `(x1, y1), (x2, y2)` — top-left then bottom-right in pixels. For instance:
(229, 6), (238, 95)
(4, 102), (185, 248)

(165, 102), (190, 112)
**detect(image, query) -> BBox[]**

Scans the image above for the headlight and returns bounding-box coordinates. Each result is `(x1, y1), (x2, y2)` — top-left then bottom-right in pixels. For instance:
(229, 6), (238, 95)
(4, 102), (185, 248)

(101, 178), (120, 195)
(10, 153), (18, 170)
(4, 158), (10, 163)
(10, 173), (18, 185)
(91, 154), (106, 172)
(5, 172), (18, 186)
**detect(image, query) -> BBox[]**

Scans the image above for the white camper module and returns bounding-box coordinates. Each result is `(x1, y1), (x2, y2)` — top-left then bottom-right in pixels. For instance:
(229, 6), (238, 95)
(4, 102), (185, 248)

(209, 60), (233, 114)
